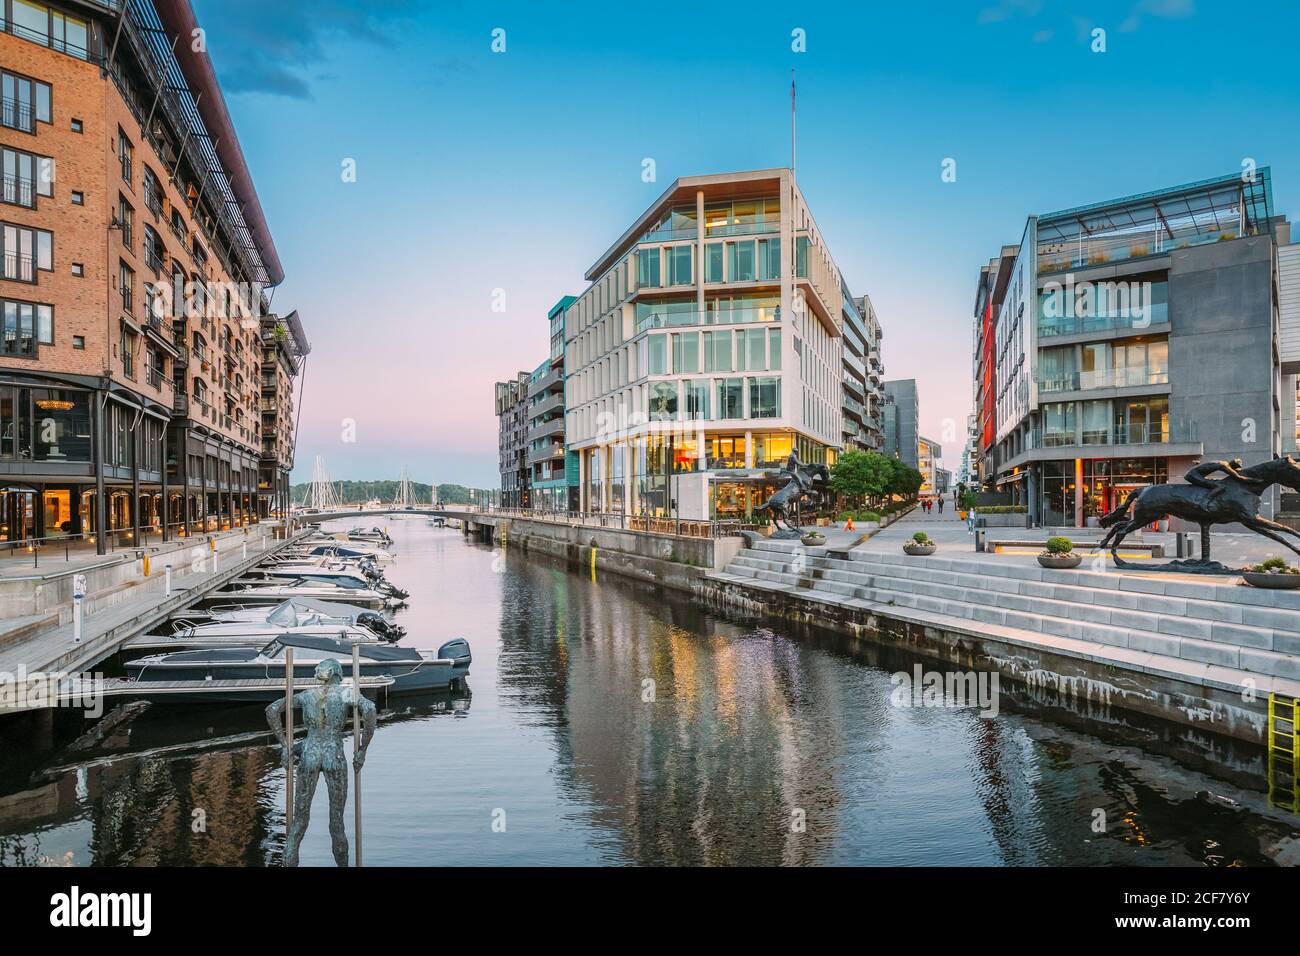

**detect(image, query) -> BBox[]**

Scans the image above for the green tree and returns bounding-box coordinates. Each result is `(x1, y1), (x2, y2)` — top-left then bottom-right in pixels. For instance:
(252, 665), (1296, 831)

(886, 457), (924, 498)
(830, 450), (893, 507)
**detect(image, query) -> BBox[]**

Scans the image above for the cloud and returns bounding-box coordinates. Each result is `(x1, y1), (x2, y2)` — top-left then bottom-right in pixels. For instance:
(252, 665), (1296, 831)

(191, 0), (430, 99)
(1119, 0), (1196, 32)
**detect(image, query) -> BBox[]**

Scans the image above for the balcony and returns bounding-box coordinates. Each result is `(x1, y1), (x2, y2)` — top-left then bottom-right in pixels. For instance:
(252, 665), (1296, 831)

(635, 306), (780, 335)
(1038, 307), (1169, 339)
(1037, 367), (1170, 393)
(529, 391), (564, 418)
(527, 416), (565, 443)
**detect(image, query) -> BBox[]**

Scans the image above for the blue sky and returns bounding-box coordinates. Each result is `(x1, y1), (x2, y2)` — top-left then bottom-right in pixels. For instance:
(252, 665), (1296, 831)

(191, 0), (1300, 487)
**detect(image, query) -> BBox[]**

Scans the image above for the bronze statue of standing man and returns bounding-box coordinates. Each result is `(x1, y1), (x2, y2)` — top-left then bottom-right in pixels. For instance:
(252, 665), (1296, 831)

(266, 658), (377, 867)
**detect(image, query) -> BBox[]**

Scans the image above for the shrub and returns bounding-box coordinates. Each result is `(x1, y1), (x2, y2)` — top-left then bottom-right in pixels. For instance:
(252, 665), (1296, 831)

(912, 532), (930, 544)
(1045, 536), (1073, 555)
(1250, 557), (1299, 574)
(979, 505), (1028, 514)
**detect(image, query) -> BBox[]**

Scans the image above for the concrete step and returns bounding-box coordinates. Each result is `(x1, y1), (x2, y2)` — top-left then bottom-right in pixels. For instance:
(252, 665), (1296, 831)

(724, 551), (1300, 680)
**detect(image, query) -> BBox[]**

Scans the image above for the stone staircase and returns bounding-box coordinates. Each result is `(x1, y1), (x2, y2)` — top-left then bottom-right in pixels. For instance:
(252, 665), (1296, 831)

(713, 539), (1300, 688)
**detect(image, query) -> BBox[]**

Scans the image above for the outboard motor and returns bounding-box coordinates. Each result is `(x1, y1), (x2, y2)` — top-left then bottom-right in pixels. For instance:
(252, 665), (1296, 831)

(437, 638), (472, 677)
(356, 611), (404, 642)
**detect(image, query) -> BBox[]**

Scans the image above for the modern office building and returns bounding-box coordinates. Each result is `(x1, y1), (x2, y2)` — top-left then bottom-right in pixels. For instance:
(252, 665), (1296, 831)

(526, 296), (576, 511)
(979, 169), (1289, 526)
(496, 371), (530, 509)
(841, 288), (884, 452)
(882, 378), (920, 469)
(1282, 240), (1299, 457)
(258, 311), (308, 519)
(936, 467), (952, 496)
(562, 169), (847, 520)
(918, 435), (941, 496)
(0, 0), (294, 552)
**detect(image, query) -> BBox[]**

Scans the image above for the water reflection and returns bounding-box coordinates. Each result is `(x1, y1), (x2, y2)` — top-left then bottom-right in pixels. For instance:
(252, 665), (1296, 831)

(0, 521), (1295, 867)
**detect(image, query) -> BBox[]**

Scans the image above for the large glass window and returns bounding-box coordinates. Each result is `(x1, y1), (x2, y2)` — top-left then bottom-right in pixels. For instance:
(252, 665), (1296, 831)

(648, 381), (678, 421)
(672, 331), (699, 374)
(757, 237), (780, 280)
(2, 298), (50, 356)
(666, 244), (692, 286)
(1041, 401), (1076, 446)
(705, 243), (723, 282)
(748, 376), (780, 418)
(754, 433), (792, 468)
(32, 389), (90, 461)
(1081, 399), (1110, 445)
(769, 328), (781, 370)
(637, 248), (661, 288)
(1115, 396), (1168, 444)
(728, 240), (755, 282)
(1039, 346), (1077, 392)
(707, 436), (746, 469)
(1, 69), (50, 133)
(715, 378), (743, 419)
(704, 330), (731, 372)
(647, 333), (667, 375)
(684, 380), (709, 420)
(1, 222), (52, 281)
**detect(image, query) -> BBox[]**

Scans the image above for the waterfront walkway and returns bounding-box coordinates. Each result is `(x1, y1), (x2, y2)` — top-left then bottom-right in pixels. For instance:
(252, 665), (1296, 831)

(0, 527), (308, 711)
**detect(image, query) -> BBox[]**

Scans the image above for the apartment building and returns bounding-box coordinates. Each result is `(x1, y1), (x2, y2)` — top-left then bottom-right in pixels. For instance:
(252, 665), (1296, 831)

(855, 294), (885, 450)
(258, 310), (308, 519)
(0, 0), (296, 552)
(840, 286), (885, 452)
(562, 169), (846, 521)
(979, 169), (1288, 526)
(918, 435), (940, 496)
(882, 378), (920, 470)
(971, 246), (1019, 490)
(525, 296), (576, 511)
(496, 371), (530, 509)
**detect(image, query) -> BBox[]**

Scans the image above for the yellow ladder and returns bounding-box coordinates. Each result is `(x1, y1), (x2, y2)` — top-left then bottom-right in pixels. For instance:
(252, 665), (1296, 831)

(1267, 693), (1299, 812)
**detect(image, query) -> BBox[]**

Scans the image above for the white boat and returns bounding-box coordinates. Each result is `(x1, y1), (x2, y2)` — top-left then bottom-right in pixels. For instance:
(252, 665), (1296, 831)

(126, 620), (396, 653)
(168, 598), (405, 640)
(213, 580), (397, 609)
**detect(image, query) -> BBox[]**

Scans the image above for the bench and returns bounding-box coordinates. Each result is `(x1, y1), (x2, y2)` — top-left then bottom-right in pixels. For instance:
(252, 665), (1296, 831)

(985, 538), (1165, 557)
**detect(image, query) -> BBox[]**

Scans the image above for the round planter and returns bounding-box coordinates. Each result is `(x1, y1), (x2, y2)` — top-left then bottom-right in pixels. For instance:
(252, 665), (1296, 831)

(1038, 553), (1082, 569)
(1242, 571), (1300, 589)
(903, 543), (936, 556)
(800, 533), (827, 547)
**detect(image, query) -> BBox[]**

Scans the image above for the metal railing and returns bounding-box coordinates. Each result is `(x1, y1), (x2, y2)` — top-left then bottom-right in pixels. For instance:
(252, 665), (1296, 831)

(1, 174), (35, 208)
(471, 505), (756, 538)
(3, 252), (35, 282)
(1, 97), (35, 133)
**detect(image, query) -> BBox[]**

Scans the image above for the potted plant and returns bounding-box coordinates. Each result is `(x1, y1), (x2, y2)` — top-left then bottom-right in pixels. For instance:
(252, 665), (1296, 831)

(904, 531), (936, 556)
(1038, 536), (1082, 569)
(1242, 557), (1300, 589)
(800, 530), (827, 547)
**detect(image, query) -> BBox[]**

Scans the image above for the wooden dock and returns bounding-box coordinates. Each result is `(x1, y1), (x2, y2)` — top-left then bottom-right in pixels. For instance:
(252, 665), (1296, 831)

(1, 674), (395, 709)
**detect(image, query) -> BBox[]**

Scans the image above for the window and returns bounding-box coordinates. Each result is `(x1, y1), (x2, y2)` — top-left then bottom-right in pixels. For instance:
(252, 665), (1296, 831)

(2, 298), (52, 357)
(768, 328), (781, 370)
(1, 222), (52, 281)
(705, 243), (723, 282)
(51, 8), (90, 59)
(704, 329), (732, 372)
(71, 262), (82, 277)
(637, 248), (660, 288)
(117, 128), (133, 183)
(143, 166), (163, 216)
(1, 68), (51, 132)
(70, 117), (82, 133)
(1, 147), (52, 207)
(685, 380), (709, 420)
(116, 194), (133, 248)
(715, 378), (743, 419)
(748, 376), (780, 418)
(672, 331), (699, 374)
(71, 190), (82, 205)
(757, 237), (780, 280)
(666, 244), (692, 286)
(73, 335), (84, 349)
(119, 260), (134, 314)
(647, 334), (667, 375)
(648, 381), (678, 421)
(120, 325), (137, 379)
(728, 240), (755, 282)
(143, 225), (163, 273)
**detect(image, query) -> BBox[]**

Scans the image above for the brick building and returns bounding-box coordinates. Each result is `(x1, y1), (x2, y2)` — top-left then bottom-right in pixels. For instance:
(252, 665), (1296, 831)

(0, 0), (302, 552)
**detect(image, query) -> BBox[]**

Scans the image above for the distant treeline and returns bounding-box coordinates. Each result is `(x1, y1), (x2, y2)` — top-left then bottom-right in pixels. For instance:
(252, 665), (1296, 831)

(289, 480), (491, 505)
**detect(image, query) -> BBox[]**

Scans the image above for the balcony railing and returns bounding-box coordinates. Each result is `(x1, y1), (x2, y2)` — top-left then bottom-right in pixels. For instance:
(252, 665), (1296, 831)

(3, 253), (35, 282)
(1037, 225), (1241, 275)
(1, 97), (35, 133)
(1037, 367), (1169, 392)
(1, 174), (35, 208)
(1038, 306), (1169, 338)
(635, 306), (780, 334)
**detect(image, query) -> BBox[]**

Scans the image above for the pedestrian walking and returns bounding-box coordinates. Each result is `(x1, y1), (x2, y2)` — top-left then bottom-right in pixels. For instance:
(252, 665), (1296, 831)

(967, 506), (977, 534)
(938, 498), (944, 514)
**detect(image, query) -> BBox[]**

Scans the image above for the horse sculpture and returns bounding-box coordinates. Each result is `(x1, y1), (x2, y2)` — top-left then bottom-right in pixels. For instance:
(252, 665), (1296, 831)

(753, 454), (831, 539)
(1096, 455), (1300, 573)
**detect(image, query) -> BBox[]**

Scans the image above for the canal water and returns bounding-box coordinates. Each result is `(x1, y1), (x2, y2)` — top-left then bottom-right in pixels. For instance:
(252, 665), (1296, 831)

(1, 519), (1297, 866)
